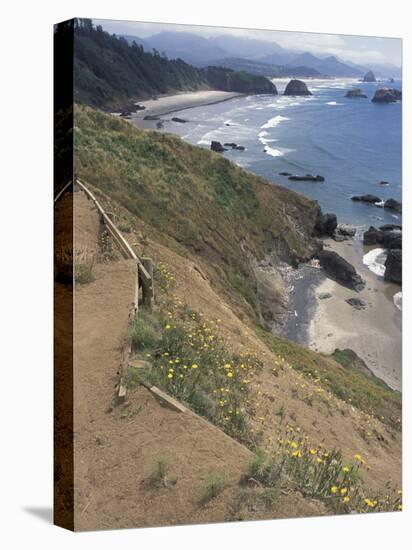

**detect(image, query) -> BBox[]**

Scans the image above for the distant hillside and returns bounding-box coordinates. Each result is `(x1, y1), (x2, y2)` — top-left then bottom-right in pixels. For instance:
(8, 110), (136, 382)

(284, 52), (363, 77)
(67, 20), (277, 109)
(209, 57), (321, 78)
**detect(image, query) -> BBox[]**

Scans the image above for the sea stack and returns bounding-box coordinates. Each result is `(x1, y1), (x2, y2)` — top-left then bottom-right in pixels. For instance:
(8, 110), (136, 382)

(284, 79), (312, 96)
(345, 88), (367, 98)
(363, 70), (376, 82)
(372, 88), (402, 103)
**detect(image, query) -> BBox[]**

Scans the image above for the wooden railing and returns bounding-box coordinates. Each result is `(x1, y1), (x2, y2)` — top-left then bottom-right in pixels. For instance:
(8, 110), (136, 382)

(55, 177), (159, 406)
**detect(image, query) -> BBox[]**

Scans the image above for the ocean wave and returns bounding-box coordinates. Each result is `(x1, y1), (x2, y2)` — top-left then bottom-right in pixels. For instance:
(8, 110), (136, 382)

(224, 119), (240, 126)
(362, 248), (387, 277)
(393, 291), (402, 311)
(263, 145), (284, 157)
(261, 115), (289, 129)
(326, 101), (344, 106)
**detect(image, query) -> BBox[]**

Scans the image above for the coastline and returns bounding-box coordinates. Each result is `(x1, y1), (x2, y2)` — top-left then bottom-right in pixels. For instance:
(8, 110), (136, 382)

(308, 238), (401, 391)
(128, 90), (244, 129)
(122, 84), (402, 391)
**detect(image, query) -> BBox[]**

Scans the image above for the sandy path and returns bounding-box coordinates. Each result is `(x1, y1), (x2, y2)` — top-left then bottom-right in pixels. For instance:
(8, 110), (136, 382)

(309, 238), (402, 390)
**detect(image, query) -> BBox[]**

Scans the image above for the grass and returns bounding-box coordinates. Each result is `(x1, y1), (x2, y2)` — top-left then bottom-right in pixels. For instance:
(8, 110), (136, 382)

(146, 458), (169, 490)
(255, 326), (401, 430)
(118, 222), (132, 233)
(55, 245), (96, 284)
(231, 487), (280, 516)
(247, 442), (401, 514)
(129, 309), (162, 352)
(199, 473), (227, 505)
(74, 103), (318, 319)
(126, 264), (263, 446)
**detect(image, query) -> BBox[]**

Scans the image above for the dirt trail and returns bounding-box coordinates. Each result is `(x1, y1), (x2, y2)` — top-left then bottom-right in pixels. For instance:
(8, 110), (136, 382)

(70, 194), (324, 530)
(71, 191), (325, 530)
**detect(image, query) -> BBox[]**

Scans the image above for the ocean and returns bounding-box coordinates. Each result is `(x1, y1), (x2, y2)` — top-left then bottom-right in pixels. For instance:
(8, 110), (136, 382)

(159, 78), (402, 229)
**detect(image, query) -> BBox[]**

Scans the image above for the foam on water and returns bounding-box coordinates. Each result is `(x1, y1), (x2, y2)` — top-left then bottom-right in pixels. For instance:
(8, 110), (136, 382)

(362, 247), (387, 277)
(326, 101), (343, 106)
(264, 145), (284, 157)
(261, 115), (289, 129)
(393, 291), (402, 311)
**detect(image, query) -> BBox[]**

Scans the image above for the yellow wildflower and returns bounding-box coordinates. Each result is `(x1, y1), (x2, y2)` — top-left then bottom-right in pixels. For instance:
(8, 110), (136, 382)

(167, 373), (173, 379)
(342, 496), (350, 504)
(340, 488), (348, 495)
(331, 486), (339, 494)
(191, 363), (198, 369)
(227, 372), (234, 378)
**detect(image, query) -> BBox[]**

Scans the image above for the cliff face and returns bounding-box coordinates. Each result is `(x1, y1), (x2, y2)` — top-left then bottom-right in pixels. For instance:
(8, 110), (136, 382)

(75, 105), (321, 319)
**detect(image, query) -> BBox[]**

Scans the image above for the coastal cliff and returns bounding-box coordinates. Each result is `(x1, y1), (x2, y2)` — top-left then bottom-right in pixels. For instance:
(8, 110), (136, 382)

(75, 104), (321, 322)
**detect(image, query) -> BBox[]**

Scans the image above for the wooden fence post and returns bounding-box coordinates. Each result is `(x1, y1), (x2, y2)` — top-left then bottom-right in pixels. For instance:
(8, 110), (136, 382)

(141, 257), (154, 312)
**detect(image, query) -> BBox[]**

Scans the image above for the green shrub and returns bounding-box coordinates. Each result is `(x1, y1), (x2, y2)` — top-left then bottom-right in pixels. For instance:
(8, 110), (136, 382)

(129, 311), (161, 352)
(199, 473), (227, 505)
(146, 458), (169, 490)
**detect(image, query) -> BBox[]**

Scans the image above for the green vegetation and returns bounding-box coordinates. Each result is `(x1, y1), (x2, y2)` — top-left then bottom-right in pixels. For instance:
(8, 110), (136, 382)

(55, 19), (277, 109)
(247, 443), (401, 514)
(74, 104), (318, 317)
(256, 327), (401, 430)
(199, 473), (227, 505)
(118, 222), (132, 233)
(126, 282), (263, 445)
(129, 310), (162, 351)
(231, 486), (280, 515)
(206, 66), (276, 94)
(146, 457), (170, 490)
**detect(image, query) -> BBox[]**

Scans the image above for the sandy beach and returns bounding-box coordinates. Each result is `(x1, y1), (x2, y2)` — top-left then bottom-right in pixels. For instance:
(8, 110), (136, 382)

(308, 238), (402, 391)
(129, 90), (243, 129)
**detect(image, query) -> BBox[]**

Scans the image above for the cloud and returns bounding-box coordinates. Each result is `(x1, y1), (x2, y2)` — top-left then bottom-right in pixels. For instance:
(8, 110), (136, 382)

(93, 18), (401, 67)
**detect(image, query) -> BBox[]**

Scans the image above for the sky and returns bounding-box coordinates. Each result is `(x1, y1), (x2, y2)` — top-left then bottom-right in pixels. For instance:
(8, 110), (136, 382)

(93, 18), (402, 67)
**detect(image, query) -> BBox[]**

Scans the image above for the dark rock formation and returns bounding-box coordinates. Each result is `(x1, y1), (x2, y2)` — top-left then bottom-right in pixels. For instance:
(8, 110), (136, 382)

(363, 226), (384, 245)
(314, 212), (338, 237)
(345, 88), (367, 98)
(379, 180), (389, 185)
(363, 226), (402, 249)
(224, 143), (245, 151)
(384, 249), (402, 284)
(363, 70), (376, 82)
(317, 250), (365, 291)
(143, 114), (160, 121)
(346, 297), (367, 310)
(289, 174), (325, 182)
(211, 140), (227, 153)
(372, 88), (402, 103)
(135, 104), (146, 110)
(279, 172), (292, 176)
(384, 198), (402, 213)
(171, 117), (188, 123)
(120, 111), (132, 117)
(284, 79), (312, 96)
(319, 292), (332, 300)
(389, 78), (395, 83)
(351, 194), (381, 204)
